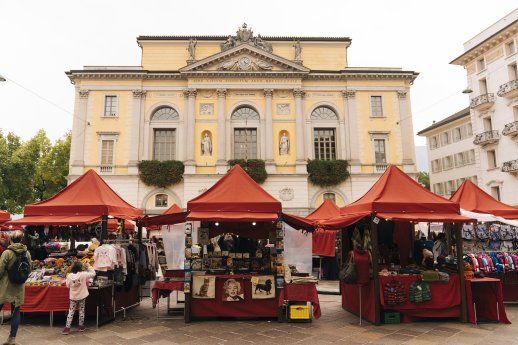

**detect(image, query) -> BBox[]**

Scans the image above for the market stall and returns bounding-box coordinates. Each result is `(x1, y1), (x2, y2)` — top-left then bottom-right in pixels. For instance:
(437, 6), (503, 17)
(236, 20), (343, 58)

(320, 165), (489, 325)
(450, 180), (518, 303)
(140, 165), (316, 322)
(7, 169), (145, 325)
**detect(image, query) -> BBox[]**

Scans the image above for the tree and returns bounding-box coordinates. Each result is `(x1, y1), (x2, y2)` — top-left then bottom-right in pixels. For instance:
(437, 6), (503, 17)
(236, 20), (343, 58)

(417, 171), (430, 190)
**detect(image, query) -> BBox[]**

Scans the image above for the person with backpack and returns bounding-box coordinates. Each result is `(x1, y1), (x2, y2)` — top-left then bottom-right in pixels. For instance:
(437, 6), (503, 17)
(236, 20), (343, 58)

(0, 230), (32, 345)
(62, 260), (96, 335)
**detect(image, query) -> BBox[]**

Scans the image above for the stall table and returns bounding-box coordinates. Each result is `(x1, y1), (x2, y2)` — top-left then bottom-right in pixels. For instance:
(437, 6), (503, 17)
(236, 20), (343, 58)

(465, 278), (511, 324)
(152, 280), (184, 319)
(278, 282), (321, 320)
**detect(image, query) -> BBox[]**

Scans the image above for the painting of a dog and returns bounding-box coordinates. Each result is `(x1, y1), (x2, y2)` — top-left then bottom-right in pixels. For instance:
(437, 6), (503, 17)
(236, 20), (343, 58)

(252, 275), (275, 299)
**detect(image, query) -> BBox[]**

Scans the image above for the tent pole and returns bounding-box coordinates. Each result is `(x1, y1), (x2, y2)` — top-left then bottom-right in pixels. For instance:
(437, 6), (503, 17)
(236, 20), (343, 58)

(100, 214), (108, 244)
(137, 225), (143, 243)
(454, 222), (467, 322)
(370, 215), (381, 325)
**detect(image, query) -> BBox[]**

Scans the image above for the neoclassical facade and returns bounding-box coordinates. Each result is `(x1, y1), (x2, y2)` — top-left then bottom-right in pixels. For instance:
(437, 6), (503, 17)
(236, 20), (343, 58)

(66, 24), (418, 215)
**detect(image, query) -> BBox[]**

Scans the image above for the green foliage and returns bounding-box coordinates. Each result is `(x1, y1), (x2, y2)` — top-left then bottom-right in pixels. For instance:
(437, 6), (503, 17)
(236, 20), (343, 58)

(138, 160), (185, 188)
(417, 171), (430, 190)
(227, 159), (268, 184)
(0, 130), (71, 213)
(307, 159), (350, 187)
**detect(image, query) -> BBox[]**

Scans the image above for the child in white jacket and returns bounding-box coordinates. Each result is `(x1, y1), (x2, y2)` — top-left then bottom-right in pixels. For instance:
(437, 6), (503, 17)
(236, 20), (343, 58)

(63, 261), (96, 335)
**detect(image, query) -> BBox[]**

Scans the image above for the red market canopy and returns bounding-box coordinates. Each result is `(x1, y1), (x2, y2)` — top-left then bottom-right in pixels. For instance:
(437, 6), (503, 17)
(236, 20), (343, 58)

(321, 165), (473, 228)
(450, 180), (518, 219)
(162, 203), (183, 215)
(306, 199), (341, 256)
(306, 198), (340, 221)
(187, 165), (282, 220)
(0, 210), (10, 222)
(10, 169), (143, 226)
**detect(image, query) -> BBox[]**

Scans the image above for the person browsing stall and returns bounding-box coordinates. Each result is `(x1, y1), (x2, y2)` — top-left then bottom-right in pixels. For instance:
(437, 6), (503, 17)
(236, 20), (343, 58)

(0, 230), (32, 345)
(62, 261), (96, 335)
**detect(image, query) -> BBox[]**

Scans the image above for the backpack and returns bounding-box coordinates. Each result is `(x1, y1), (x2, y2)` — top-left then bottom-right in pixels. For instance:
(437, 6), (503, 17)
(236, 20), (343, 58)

(461, 224), (475, 240)
(476, 224), (489, 240)
(7, 248), (30, 285)
(500, 225), (514, 240)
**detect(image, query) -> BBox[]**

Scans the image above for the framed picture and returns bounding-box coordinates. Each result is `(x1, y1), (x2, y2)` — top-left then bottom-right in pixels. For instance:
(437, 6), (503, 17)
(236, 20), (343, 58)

(192, 276), (215, 299)
(184, 260), (191, 270)
(252, 275), (275, 299)
(184, 282), (191, 294)
(221, 250), (229, 257)
(222, 278), (244, 302)
(236, 253), (243, 259)
(185, 236), (193, 247)
(198, 228), (210, 245)
(191, 259), (202, 271)
(243, 252), (250, 259)
(185, 248), (192, 258)
(185, 223), (192, 235)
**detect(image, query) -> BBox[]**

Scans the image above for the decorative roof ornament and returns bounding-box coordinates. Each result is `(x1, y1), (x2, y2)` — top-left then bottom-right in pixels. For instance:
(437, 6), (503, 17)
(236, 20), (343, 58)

(220, 23), (273, 53)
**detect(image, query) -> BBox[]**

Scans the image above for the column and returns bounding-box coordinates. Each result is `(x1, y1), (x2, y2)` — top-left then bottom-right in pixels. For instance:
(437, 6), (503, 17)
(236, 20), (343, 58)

(184, 88), (197, 174)
(70, 88), (89, 175)
(294, 88), (307, 173)
(398, 90), (415, 171)
(129, 90), (146, 174)
(342, 90), (361, 173)
(216, 88), (227, 174)
(264, 89), (275, 173)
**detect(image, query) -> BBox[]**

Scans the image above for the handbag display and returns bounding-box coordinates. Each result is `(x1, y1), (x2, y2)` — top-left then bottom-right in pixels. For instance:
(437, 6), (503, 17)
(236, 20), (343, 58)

(339, 253), (357, 284)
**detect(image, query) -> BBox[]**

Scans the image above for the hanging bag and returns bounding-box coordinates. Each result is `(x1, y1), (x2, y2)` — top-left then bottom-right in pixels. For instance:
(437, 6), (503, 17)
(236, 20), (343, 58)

(339, 252), (357, 284)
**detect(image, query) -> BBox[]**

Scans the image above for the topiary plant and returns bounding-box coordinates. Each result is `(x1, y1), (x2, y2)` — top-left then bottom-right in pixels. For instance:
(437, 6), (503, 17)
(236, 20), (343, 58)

(227, 159), (268, 184)
(138, 160), (185, 188)
(307, 159), (349, 187)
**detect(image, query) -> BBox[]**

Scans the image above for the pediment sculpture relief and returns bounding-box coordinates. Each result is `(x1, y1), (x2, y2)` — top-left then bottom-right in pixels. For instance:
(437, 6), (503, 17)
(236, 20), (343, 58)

(220, 23), (273, 53)
(218, 56), (273, 71)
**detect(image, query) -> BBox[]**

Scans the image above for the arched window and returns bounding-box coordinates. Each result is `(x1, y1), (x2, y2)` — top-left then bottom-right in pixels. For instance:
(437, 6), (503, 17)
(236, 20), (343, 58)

(155, 194), (168, 207)
(310, 106), (338, 120)
(151, 107), (179, 121)
(151, 107), (179, 161)
(231, 106), (260, 120)
(323, 192), (336, 203)
(231, 106), (259, 159)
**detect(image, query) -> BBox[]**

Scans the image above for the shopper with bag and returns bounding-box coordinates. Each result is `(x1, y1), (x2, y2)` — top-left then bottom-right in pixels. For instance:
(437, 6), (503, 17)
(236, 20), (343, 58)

(0, 230), (32, 345)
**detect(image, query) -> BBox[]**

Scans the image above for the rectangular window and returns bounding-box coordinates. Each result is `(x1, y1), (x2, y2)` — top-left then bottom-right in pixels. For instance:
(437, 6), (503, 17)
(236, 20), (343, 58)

(153, 129), (176, 161)
(443, 155), (453, 170)
(491, 186), (501, 201)
(483, 117), (493, 131)
(470, 176), (478, 185)
(430, 136), (439, 150)
(441, 132), (450, 145)
(508, 63), (518, 81)
(466, 123), (473, 136)
(453, 127), (463, 142)
(506, 41), (516, 56)
(477, 58), (485, 71)
(313, 128), (336, 160)
(487, 150), (497, 169)
(432, 159), (442, 173)
(468, 149), (475, 164)
(373, 139), (386, 164)
(155, 194), (168, 207)
(104, 95), (118, 117)
(370, 96), (383, 117)
(433, 183), (444, 196)
(455, 152), (465, 167)
(234, 128), (257, 159)
(479, 79), (488, 94)
(447, 180), (456, 195)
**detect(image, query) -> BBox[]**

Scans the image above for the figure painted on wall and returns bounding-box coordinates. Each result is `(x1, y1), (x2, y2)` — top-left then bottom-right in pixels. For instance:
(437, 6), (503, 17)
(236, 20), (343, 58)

(201, 133), (212, 156)
(187, 38), (197, 60)
(293, 40), (302, 61)
(279, 132), (289, 155)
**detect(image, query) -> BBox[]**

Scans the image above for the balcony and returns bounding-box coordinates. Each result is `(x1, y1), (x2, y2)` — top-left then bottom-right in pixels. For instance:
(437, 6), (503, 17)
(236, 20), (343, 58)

(502, 159), (518, 175)
(374, 163), (389, 173)
(470, 93), (495, 111)
(502, 121), (518, 138)
(497, 79), (518, 99)
(473, 130), (500, 146)
(99, 165), (114, 174)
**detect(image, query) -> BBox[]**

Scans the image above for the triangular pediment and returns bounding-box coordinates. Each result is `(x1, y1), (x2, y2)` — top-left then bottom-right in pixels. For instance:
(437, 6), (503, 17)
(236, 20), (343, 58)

(179, 44), (310, 73)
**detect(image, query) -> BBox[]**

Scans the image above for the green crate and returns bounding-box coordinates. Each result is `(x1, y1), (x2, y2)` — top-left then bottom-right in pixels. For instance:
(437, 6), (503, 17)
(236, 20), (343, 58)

(383, 311), (400, 324)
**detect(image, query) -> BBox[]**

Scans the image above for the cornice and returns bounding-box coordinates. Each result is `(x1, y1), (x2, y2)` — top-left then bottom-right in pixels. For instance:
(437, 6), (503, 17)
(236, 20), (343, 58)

(138, 35), (351, 43)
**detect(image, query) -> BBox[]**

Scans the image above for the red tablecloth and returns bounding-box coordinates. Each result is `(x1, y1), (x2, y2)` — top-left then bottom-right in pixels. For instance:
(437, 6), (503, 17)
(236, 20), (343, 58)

(341, 281), (376, 323)
(151, 280), (184, 306)
(278, 283), (321, 319)
(190, 275), (279, 318)
(1, 285), (70, 313)
(465, 278), (511, 324)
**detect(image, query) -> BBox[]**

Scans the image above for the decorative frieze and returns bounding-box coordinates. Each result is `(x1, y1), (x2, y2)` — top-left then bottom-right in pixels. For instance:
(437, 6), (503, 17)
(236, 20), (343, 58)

(200, 103), (214, 115)
(277, 104), (290, 115)
(132, 90), (147, 98)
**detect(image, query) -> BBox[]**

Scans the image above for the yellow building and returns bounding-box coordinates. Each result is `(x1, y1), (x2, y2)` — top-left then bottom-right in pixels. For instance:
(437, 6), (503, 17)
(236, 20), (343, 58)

(66, 23), (418, 214)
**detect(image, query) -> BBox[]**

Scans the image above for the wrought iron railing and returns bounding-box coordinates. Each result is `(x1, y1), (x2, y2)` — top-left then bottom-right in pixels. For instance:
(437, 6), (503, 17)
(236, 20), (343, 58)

(502, 121), (518, 136)
(470, 93), (495, 108)
(502, 159), (518, 173)
(99, 165), (114, 174)
(497, 79), (518, 97)
(473, 130), (500, 145)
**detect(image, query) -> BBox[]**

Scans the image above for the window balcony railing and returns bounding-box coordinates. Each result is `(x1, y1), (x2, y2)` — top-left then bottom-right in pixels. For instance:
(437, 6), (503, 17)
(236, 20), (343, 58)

(497, 79), (518, 99)
(99, 165), (114, 174)
(502, 121), (518, 137)
(502, 159), (518, 174)
(374, 163), (389, 173)
(473, 130), (500, 146)
(470, 93), (495, 111)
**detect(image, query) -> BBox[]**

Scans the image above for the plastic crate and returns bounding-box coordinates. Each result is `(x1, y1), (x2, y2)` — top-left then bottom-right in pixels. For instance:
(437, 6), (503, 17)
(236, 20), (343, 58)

(290, 305), (310, 320)
(383, 311), (400, 324)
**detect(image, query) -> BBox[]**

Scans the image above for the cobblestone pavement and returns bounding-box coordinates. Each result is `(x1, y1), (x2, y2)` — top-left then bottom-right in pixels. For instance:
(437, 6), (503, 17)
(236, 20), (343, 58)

(0, 293), (516, 345)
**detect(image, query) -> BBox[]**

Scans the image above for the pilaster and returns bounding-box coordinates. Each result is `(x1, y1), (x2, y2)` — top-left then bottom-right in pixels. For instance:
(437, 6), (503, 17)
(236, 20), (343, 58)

(128, 90), (146, 174)
(184, 88), (197, 174)
(264, 89), (275, 174)
(398, 90), (415, 170)
(342, 90), (361, 173)
(70, 89), (89, 175)
(294, 88), (307, 174)
(216, 88), (227, 174)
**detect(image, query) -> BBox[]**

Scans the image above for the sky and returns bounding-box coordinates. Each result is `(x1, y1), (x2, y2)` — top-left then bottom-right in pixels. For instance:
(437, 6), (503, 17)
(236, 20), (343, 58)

(1, 1), (517, 148)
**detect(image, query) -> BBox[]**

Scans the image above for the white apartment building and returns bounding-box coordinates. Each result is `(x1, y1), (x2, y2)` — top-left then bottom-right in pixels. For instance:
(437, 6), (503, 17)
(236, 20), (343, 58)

(418, 107), (477, 198)
(451, 9), (518, 206)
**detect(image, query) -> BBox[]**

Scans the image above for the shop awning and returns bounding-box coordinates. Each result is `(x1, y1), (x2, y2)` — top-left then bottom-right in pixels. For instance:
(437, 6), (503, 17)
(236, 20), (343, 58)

(8, 215), (101, 226)
(305, 199), (342, 256)
(375, 212), (475, 223)
(187, 211), (279, 222)
(138, 212), (189, 227)
(319, 212), (371, 229)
